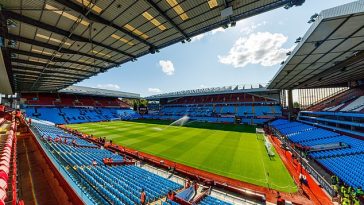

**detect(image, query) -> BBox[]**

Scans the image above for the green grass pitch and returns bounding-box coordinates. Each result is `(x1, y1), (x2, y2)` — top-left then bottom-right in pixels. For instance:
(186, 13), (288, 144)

(68, 119), (297, 193)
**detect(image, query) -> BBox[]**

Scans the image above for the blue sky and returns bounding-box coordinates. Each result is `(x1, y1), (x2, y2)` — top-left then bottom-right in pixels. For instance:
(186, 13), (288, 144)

(77, 0), (354, 97)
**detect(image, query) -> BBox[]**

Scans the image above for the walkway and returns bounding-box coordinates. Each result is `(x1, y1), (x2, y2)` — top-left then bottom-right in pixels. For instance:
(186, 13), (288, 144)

(17, 135), (71, 205)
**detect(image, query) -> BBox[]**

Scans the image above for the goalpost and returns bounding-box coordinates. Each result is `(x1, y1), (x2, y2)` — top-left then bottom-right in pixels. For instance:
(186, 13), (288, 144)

(256, 128), (264, 140)
(256, 128), (275, 159)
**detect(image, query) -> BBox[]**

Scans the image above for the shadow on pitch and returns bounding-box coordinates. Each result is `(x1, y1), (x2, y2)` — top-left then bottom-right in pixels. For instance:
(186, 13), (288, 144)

(128, 119), (256, 133)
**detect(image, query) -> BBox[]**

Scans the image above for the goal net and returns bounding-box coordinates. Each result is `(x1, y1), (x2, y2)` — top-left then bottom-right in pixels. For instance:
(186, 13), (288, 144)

(256, 128), (275, 157)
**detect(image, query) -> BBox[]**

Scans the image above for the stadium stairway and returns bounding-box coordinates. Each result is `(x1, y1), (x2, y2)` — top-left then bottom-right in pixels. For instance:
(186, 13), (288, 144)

(17, 136), (71, 204)
(13, 113), (76, 205)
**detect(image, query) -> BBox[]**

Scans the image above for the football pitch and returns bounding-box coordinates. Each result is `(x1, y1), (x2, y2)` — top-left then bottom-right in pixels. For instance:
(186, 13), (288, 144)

(68, 119), (297, 193)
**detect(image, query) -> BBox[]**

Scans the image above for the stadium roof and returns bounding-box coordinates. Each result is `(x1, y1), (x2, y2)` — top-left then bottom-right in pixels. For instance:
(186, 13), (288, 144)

(0, 0), (305, 94)
(58, 85), (140, 98)
(268, 0), (364, 90)
(146, 84), (280, 100)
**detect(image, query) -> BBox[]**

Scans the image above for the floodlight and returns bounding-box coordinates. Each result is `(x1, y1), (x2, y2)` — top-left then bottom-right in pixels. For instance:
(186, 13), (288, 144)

(284, 5), (291, 9)
(308, 13), (318, 23)
(311, 13), (319, 19)
(8, 40), (17, 48)
(149, 47), (156, 54)
(7, 19), (17, 28)
(314, 41), (322, 48)
(295, 37), (302, 43)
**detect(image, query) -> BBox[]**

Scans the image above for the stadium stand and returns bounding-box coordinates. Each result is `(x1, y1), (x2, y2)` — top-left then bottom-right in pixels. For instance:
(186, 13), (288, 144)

(22, 90), (140, 124)
(22, 85), (282, 126)
(269, 119), (364, 190)
(30, 120), (183, 204)
(297, 87), (364, 137)
(307, 87), (364, 112)
(146, 86), (282, 125)
(0, 107), (22, 205)
(317, 155), (364, 189)
(21, 92), (133, 108)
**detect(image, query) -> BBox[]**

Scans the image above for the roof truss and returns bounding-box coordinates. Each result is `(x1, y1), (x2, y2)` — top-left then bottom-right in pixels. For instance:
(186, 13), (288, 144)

(1, 0), (304, 93)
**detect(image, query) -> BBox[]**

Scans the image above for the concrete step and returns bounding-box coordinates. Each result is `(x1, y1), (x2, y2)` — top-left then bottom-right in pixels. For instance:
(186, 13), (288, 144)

(17, 137), (71, 205)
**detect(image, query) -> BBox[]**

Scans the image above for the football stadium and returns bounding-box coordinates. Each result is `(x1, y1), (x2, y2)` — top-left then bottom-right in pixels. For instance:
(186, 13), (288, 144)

(0, 0), (364, 205)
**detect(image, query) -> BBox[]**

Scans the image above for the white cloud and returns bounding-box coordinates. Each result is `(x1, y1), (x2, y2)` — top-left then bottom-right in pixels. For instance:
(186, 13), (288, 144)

(159, 60), (175, 75)
(211, 27), (225, 35)
(189, 21), (266, 43)
(240, 21), (267, 34)
(148, 88), (161, 93)
(200, 84), (207, 88)
(190, 28), (225, 42)
(191, 34), (205, 42)
(218, 32), (291, 68)
(95, 84), (120, 90)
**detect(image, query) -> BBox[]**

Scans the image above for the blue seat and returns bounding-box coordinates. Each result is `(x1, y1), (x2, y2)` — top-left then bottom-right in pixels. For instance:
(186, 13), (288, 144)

(270, 119), (364, 188)
(31, 121), (183, 204)
(199, 196), (232, 205)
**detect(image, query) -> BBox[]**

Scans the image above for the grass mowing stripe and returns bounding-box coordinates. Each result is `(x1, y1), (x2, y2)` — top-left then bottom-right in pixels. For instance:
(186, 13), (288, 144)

(157, 129), (210, 158)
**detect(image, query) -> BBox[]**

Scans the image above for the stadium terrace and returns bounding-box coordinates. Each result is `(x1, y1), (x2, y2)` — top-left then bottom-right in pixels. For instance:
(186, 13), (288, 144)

(0, 1), (364, 205)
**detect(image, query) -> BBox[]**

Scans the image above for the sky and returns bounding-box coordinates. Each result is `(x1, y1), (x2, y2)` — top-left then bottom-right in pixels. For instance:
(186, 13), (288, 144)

(76, 0), (354, 97)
